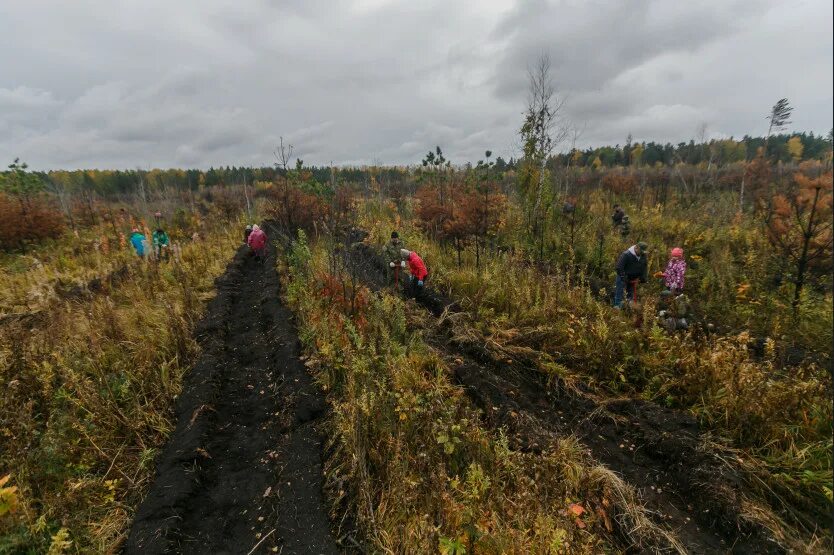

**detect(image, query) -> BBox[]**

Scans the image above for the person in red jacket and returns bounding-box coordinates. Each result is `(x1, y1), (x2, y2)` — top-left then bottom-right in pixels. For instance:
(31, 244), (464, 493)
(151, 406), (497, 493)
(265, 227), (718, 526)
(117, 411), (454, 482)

(400, 248), (428, 298)
(247, 224), (267, 261)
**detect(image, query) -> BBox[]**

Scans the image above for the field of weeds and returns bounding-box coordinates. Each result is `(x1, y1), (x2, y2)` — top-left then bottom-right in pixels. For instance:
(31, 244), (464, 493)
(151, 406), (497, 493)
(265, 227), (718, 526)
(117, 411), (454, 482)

(1, 152), (831, 553)
(351, 177), (832, 551)
(0, 208), (242, 552)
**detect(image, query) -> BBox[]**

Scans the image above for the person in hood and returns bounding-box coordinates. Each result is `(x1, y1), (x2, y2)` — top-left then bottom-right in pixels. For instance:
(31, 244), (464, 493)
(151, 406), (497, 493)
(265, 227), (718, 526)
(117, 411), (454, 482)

(152, 228), (170, 261)
(662, 247), (686, 294)
(400, 248), (428, 299)
(247, 224), (267, 261)
(382, 231), (405, 284)
(614, 242), (649, 308)
(130, 228), (147, 258)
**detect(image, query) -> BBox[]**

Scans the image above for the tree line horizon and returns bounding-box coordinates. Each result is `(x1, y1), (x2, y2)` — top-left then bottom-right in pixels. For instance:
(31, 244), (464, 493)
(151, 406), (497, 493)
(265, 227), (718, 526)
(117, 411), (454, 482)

(3, 129), (832, 196)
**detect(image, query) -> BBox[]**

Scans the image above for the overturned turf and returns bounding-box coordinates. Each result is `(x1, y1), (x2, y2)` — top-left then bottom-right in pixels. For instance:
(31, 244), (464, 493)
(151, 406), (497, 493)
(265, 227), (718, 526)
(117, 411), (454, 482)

(125, 237), (338, 554)
(347, 232), (786, 554)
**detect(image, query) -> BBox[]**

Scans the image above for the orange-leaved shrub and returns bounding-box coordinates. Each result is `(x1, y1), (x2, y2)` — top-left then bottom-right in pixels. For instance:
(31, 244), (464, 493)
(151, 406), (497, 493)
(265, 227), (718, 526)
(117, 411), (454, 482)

(0, 192), (64, 251)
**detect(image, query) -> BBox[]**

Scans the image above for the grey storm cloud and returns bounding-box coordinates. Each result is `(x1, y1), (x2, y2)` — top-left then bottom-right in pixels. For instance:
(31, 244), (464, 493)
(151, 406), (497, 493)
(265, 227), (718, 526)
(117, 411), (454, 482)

(0, 0), (831, 170)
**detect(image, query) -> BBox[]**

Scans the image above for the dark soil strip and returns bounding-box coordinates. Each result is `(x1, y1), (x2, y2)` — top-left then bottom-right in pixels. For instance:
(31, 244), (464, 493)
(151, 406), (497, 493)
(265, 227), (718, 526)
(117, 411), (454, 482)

(125, 240), (338, 554)
(347, 234), (783, 554)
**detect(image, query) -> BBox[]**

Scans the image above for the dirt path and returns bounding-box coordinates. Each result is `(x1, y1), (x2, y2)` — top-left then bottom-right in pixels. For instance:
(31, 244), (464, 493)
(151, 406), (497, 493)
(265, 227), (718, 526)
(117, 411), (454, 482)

(348, 236), (782, 554)
(125, 240), (338, 554)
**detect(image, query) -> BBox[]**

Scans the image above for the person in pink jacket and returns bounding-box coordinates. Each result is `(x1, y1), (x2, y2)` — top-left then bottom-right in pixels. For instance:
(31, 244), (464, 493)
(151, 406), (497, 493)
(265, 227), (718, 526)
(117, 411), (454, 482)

(247, 224), (267, 260)
(663, 247), (686, 293)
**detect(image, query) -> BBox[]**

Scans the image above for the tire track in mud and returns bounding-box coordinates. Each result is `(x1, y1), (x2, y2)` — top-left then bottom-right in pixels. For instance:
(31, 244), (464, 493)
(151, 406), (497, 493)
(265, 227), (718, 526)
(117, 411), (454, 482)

(125, 237), (338, 554)
(348, 236), (782, 554)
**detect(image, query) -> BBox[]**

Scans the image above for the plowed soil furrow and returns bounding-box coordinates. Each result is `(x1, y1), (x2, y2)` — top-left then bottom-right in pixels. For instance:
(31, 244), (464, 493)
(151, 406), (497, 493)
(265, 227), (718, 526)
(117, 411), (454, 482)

(348, 236), (781, 554)
(125, 239), (338, 554)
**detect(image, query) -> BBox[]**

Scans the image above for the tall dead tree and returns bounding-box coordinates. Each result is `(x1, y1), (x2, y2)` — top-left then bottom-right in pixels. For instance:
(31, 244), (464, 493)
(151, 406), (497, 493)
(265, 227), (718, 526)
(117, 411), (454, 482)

(519, 53), (568, 260)
(274, 136), (294, 172)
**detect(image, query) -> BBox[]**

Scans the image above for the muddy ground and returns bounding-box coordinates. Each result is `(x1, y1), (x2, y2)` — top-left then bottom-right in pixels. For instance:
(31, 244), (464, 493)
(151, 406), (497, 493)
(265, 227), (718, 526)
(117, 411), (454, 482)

(125, 238), (338, 554)
(348, 234), (784, 554)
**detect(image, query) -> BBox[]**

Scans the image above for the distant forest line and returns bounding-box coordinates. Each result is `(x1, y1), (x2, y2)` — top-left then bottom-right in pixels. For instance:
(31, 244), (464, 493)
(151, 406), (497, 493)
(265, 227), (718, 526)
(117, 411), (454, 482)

(3, 130), (832, 198)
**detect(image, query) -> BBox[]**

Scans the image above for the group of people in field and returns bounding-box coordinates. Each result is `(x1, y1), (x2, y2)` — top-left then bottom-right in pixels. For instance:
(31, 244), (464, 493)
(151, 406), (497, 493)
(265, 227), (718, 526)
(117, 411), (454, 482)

(612, 205), (690, 330)
(381, 220), (688, 328)
(382, 231), (428, 298)
(129, 208), (687, 328)
(128, 217), (172, 261)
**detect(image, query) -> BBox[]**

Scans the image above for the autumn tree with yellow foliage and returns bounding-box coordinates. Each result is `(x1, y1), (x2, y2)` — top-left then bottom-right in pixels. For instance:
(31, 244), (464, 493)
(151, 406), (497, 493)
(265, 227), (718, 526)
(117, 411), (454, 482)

(766, 170), (833, 310)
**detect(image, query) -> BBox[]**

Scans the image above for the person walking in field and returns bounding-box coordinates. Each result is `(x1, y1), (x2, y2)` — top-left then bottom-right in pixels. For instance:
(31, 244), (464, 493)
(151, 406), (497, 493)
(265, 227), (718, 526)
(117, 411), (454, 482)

(152, 228), (170, 261)
(400, 248), (428, 299)
(247, 224), (267, 261)
(662, 247), (686, 294)
(130, 228), (147, 258)
(614, 241), (649, 308)
(382, 231), (405, 285)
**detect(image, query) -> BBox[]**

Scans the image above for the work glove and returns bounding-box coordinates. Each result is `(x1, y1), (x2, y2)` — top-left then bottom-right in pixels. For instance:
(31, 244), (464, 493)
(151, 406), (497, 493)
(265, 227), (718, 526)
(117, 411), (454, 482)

(389, 262), (396, 268)
(400, 261), (407, 268)
(417, 280), (424, 287)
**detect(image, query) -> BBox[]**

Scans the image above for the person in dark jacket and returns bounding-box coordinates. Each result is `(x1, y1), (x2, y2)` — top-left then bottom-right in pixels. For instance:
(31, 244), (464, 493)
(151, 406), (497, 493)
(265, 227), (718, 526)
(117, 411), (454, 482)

(614, 241), (649, 307)
(611, 205), (625, 227)
(382, 231), (405, 285)
(244, 224), (253, 244)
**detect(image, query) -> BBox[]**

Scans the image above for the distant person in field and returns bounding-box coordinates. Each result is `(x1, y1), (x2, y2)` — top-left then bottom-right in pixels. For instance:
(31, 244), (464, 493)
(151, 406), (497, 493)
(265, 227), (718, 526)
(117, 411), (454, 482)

(611, 205), (625, 227)
(382, 231), (405, 284)
(614, 241), (648, 308)
(400, 248), (428, 299)
(152, 228), (170, 261)
(130, 228), (147, 258)
(619, 214), (631, 238)
(662, 247), (686, 294)
(244, 224), (253, 244)
(247, 224), (267, 261)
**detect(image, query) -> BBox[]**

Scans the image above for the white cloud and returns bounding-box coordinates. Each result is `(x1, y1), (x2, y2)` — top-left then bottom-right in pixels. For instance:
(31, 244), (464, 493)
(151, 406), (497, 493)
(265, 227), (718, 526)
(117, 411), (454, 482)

(0, 0), (830, 169)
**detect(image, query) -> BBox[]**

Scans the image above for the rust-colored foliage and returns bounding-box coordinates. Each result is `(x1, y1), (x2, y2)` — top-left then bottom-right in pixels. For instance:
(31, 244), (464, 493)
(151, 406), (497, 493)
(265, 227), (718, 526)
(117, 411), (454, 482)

(744, 149), (772, 206)
(264, 181), (329, 236)
(0, 193), (65, 250)
(766, 170), (833, 307)
(317, 272), (368, 327)
(601, 172), (638, 194)
(414, 184), (456, 240)
(416, 181), (506, 243)
(460, 183), (507, 241)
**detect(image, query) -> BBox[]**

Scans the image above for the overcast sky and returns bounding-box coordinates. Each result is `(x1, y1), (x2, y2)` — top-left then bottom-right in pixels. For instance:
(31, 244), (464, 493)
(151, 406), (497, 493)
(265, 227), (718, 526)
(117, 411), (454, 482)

(1, 0), (831, 170)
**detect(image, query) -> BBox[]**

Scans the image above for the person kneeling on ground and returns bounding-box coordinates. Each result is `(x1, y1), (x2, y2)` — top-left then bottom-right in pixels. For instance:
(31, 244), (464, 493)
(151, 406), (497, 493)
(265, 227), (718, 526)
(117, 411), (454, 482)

(247, 224), (267, 261)
(614, 241), (648, 308)
(400, 248), (428, 299)
(152, 228), (170, 261)
(619, 214), (632, 238)
(657, 290), (691, 331)
(130, 228), (146, 258)
(383, 231), (405, 284)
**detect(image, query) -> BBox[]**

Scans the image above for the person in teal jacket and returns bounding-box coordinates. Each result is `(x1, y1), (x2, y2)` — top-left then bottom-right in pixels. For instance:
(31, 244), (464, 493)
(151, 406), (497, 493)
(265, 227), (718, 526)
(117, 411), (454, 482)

(130, 228), (146, 257)
(152, 228), (170, 261)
